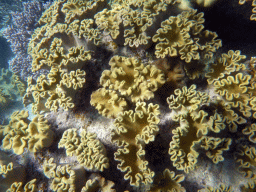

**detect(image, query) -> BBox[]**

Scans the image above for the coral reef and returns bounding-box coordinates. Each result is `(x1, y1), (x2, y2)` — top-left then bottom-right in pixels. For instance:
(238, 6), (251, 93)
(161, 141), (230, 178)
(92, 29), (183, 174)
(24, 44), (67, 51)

(1, 0), (256, 191)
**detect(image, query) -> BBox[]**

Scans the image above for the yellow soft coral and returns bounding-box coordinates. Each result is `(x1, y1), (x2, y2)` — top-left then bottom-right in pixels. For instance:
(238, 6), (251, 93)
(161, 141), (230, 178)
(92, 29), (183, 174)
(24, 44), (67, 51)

(6, 179), (37, 192)
(100, 55), (145, 97)
(61, 0), (106, 24)
(26, 115), (54, 153)
(167, 85), (235, 171)
(205, 50), (247, 84)
(168, 110), (208, 173)
(0, 152), (26, 190)
(239, 0), (256, 20)
(112, 102), (160, 187)
(213, 73), (252, 117)
(153, 9), (221, 63)
(94, 5), (126, 40)
(43, 158), (77, 192)
(198, 183), (233, 192)
(167, 84), (209, 120)
(152, 14), (192, 59)
(149, 169), (186, 192)
(81, 174), (116, 192)
(99, 55), (165, 103)
(24, 66), (85, 113)
(1, 110), (54, 155)
(90, 88), (128, 118)
(0, 162), (13, 176)
(235, 145), (256, 179)
(60, 69), (86, 90)
(194, 0), (218, 7)
(242, 123), (256, 143)
(26, 0), (99, 114)
(199, 136), (232, 164)
(58, 128), (109, 172)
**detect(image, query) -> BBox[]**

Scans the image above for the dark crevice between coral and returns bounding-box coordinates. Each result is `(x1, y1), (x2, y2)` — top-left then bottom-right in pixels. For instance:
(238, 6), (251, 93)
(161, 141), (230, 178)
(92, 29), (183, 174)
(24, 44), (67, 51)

(196, 0), (256, 57)
(145, 134), (171, 174)
(186, 76), (208, 92)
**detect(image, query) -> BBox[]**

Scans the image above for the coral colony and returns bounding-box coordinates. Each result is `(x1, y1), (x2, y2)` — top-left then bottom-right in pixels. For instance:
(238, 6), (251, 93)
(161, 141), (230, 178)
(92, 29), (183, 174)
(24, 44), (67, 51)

(1, 0), (256, 191)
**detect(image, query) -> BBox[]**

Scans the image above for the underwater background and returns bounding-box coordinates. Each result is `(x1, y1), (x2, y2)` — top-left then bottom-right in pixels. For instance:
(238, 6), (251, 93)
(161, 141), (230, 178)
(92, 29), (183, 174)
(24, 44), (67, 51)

(0, 0), (256, 191)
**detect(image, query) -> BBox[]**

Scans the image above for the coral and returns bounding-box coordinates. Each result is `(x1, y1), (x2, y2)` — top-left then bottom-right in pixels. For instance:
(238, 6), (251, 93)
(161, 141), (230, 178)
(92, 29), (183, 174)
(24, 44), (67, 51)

(111, 102), (160, 187)
(23, 65), (87, 114)
(94, 4), (127, 40)
(42, 158), (56, 179)
(0, 161), (13, 175)
(81, 173), (116, 192)
(2, 0), (50, 80)
(168, 110), (208, 173)
(234, 145), (256, 179)
(100, 55), (165, 102)
(112, 102), (160, 147)
(193, 0), (218, 7)
(240, 179), (256, 191)
(0, 151), (26, 190)
(199, 136), (232, 164)
(152, 13), (192, 59)
(198, 183), (233, 192)
(51, 165), (76, 192)
(25, 0), (220, 115)
(60, 69), (86, 90)
(167, 85), (238, 170)
(205, 50), (256, 134)
(122, 8), (154, 48)
(58, 128), (109, 172)
(26, 114), (55, 153)
(152, 9), (221, 63)
(205, 50), (255, 131)
(205, 50), (247, 84)
(239, 0), (256, 20)
(90, 88), (128, 118)
(167, 84), (209, 119)
(149, 169), (186, 192)
(0, 68), (26, 106)
(242, 124), (256, 143)
(43, 158), (76, 192)
(4, 0), (256, 191)
(0, 0), (25, 33)
(94, 0), (182, 48)
(167, 85), (210, 172)
(91, 55), (165, 117)
(0, 110), (54, 155)
(213, 73), (252, 117)
(152, 58), (186, 84)
(6, 179), (37, 192)
(23, 0), (97, 114)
